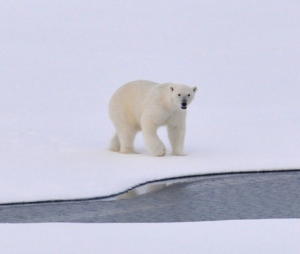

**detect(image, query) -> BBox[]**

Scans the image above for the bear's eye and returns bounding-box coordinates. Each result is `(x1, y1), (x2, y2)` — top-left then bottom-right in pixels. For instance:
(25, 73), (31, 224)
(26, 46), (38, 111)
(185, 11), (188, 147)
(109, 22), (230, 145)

(178, 94), (181, 96)
(188, 94), (190, 97)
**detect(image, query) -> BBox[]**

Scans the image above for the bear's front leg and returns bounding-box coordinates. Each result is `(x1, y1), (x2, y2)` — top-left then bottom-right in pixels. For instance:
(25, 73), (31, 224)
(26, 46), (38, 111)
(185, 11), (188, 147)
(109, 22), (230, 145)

(168, 123), (186, 156)
(141, 120), (166, 157)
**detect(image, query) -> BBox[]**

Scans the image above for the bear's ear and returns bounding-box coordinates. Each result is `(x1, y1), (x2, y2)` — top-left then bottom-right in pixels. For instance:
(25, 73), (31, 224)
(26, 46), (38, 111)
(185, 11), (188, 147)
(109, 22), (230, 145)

(170, 86), (174, 92)
(193, 86), (197, 93)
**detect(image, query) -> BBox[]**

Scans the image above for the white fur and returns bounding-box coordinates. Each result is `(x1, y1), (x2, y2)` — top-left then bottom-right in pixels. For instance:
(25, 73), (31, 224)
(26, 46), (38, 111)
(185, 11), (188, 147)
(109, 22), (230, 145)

(109, 80), (197, 156)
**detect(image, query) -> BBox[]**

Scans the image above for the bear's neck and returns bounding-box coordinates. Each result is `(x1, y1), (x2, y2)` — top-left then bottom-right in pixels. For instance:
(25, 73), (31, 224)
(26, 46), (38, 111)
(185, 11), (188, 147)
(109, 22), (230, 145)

(162, 85), (179, 112)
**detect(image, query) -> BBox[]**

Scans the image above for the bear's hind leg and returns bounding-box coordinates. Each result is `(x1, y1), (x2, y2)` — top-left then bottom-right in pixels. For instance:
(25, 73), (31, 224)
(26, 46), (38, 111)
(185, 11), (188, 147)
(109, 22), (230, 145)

(118, 127), (137, 154)
(109, 133), (120, 152)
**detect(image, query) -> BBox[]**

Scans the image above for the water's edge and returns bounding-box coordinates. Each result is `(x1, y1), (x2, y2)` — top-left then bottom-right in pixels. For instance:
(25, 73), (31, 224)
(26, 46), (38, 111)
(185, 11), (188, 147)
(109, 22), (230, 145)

(1, 169), (299, 206)
(1, 169), (300, 223)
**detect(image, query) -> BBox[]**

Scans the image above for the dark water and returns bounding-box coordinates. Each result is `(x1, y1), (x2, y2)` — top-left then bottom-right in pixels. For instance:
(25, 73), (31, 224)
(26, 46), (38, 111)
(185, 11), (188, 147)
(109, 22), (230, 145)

(1, 170), (300, 223)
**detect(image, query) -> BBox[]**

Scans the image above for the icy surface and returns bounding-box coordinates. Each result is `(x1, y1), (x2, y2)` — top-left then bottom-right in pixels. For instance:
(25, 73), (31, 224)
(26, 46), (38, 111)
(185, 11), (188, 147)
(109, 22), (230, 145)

(1, 1), (299, 203)
(1, 219), (300, 254)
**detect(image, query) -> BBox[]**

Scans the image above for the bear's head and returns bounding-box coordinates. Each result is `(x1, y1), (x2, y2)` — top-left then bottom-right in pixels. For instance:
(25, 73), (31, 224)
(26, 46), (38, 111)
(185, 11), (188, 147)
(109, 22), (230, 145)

(170, 84), (197, 110)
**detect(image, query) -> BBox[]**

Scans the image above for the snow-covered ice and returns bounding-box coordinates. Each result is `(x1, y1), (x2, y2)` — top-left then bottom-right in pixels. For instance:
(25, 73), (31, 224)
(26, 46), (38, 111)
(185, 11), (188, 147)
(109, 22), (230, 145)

(1, 1), (299, 205)
(1, 219), (300, 254)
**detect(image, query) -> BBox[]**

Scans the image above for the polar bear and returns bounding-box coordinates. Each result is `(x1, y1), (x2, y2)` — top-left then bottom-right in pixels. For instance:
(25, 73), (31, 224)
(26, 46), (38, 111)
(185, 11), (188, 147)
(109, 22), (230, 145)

(109, 80), (197, 156)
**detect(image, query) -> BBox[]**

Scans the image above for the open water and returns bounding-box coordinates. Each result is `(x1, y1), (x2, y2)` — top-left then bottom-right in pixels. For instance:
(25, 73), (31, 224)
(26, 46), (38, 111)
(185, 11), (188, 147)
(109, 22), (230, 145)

(0, 170), (299, 223)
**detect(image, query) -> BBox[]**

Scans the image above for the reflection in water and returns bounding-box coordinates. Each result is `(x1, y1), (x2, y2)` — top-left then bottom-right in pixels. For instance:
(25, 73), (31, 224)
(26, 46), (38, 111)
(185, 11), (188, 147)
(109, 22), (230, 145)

(114, 183), (167, 200)
(107, 177), (197, 200)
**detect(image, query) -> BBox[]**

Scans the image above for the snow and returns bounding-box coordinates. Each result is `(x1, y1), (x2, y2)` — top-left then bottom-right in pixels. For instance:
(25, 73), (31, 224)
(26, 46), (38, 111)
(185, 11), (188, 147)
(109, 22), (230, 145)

(1, 219), (300, 254)
(1, 1), (300, 252)
(1, 1), (299, 205)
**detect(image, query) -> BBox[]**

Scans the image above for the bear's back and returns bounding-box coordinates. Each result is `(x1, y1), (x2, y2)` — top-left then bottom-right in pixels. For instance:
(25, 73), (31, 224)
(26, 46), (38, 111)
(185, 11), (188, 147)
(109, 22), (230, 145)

(111, 80), (159, 106)
(109, 80), (161, 126)
(121, 80), (159, 94)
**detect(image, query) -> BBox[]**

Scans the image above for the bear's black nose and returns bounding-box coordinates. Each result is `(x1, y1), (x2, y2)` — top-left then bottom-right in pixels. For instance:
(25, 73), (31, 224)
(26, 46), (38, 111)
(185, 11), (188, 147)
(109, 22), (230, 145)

(181, 102), (187, 107)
